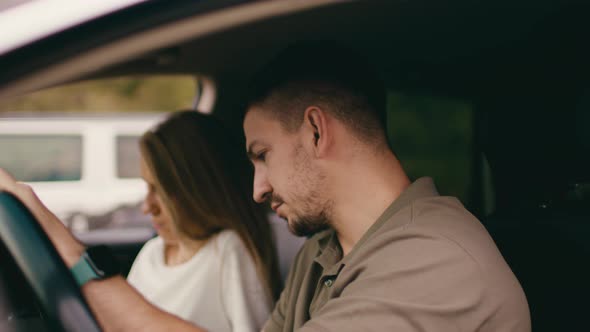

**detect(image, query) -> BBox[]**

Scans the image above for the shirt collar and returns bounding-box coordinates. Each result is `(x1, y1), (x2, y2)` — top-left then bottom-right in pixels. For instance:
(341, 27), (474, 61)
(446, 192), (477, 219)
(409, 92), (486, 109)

(314, 230), (342, 271)
(313, 177), (440, 268)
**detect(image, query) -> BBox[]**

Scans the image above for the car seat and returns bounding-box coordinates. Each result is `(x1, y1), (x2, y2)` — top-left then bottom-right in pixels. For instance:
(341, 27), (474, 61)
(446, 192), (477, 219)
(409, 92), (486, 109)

(477, 92), (590, 331)
(269, 213), (306, 283)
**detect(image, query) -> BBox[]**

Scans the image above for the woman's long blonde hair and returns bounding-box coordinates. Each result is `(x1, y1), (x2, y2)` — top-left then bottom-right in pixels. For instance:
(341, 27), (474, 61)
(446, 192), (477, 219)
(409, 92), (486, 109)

(140, 110), (281, 303)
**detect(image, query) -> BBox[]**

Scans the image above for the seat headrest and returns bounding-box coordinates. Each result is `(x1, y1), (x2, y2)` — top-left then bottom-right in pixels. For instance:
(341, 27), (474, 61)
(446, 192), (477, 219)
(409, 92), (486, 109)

(476, 90), (590, 210)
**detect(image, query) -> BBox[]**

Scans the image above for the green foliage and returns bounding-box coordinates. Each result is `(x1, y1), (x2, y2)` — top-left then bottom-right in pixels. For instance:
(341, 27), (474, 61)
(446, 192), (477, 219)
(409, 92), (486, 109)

(0, 76), (197, 113)
(387, 92), (473, 203)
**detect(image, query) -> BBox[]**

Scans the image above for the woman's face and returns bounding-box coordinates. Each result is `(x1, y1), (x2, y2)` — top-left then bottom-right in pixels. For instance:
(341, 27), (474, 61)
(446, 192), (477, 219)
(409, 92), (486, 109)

(140, 156), (180, 245)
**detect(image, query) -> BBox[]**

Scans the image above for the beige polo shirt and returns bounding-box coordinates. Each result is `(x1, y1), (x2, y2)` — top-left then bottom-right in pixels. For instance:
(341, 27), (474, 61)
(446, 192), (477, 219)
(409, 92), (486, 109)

(263, 177), (530, 332)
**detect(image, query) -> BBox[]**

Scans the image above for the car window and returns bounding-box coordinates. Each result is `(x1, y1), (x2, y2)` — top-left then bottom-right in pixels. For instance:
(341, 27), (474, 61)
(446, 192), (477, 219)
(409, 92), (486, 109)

(116, 135), (142, 179)
(386, 92), (473, 207)
(0, 75), (196, 237)
(0, 75), (197, 112)
(0, 135), (82, 182)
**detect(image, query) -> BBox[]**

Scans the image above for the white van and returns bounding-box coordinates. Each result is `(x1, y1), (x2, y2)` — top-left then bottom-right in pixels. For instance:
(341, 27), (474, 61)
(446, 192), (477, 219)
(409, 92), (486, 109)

(0, 113), (165, 232)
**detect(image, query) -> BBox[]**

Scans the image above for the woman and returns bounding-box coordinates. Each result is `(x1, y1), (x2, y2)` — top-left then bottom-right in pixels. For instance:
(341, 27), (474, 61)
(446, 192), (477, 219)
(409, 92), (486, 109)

(126, 110), (281, 331)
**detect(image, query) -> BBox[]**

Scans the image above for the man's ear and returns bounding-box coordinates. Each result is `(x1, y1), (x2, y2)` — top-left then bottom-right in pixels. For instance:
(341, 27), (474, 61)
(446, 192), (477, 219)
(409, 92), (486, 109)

(303, 106), (331, 157)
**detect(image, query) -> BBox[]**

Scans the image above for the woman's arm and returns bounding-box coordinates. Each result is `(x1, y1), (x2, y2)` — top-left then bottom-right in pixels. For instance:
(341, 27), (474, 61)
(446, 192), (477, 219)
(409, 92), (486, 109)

(84, 276), (206, 331)
(0, 168), (207, 332)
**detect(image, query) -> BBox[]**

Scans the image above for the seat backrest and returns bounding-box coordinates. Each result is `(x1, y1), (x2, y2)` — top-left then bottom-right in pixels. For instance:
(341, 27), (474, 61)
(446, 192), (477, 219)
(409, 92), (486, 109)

(476, 88), (590, 331)
(484, 203), (590, 332)
(269, 213), (306, 283)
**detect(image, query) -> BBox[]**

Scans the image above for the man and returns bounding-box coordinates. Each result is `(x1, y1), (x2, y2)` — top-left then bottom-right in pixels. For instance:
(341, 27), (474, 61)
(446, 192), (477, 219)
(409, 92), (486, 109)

(0, 42), (530, 331)
(243, 43), (531, 331)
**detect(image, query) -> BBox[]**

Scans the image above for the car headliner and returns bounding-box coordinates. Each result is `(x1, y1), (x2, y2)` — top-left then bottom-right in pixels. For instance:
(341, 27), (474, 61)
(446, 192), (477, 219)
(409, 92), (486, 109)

(0, 0), (588, 187)
(1, 0), (588, 101)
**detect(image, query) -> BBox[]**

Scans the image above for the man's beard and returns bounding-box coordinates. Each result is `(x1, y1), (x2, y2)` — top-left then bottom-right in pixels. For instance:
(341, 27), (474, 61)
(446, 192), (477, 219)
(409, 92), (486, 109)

(272, 193), (332, 237)
(284, 143), (332, 237)
(288, 208), (331, 237)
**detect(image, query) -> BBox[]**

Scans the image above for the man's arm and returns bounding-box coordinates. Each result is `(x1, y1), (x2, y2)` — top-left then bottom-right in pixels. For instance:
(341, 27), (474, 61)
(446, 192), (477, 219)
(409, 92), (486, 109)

(0, 168), (206, 332)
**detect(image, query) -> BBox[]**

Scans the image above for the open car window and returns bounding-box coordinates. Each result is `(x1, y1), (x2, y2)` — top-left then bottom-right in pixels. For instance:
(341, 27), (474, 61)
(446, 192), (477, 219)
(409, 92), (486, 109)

(0, 75), (197, 238)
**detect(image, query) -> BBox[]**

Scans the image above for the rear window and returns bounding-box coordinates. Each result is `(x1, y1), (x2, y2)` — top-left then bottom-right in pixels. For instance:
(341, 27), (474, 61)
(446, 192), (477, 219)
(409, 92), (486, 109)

(116, 135), (141, 179)
(0, 135), (82, 182)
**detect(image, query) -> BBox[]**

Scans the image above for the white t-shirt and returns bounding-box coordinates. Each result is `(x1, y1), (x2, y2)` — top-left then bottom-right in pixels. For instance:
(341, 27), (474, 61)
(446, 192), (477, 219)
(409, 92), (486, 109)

(127, 230), (271, 332)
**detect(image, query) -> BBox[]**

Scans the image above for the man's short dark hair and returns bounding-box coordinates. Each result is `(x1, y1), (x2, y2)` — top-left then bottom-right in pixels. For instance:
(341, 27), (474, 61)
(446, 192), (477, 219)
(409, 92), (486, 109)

(245, 42), (388, 146)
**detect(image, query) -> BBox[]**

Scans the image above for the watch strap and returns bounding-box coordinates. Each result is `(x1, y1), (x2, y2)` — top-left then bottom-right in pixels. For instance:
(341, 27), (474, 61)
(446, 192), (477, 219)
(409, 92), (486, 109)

(71, 253), (99, 287)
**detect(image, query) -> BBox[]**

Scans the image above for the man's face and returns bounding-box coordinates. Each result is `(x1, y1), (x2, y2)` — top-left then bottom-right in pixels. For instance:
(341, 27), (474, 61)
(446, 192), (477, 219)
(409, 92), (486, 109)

(244, 107), (331, 237)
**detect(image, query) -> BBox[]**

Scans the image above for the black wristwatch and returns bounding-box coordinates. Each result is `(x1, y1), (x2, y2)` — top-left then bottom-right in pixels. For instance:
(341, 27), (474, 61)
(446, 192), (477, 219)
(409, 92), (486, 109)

(70, 245), (120, 286)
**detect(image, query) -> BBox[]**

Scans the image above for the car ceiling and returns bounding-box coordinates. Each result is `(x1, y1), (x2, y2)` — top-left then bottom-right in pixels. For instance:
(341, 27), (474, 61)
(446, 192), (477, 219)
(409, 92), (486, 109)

(1, 0), (588, 101)
(1, 0), (588, 203)
(94, 0), (590, 100)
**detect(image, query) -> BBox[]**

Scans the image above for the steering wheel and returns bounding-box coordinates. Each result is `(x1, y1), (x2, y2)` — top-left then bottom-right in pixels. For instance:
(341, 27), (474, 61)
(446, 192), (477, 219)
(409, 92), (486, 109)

(0, 192), (101, 332)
